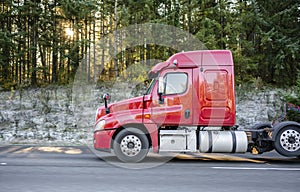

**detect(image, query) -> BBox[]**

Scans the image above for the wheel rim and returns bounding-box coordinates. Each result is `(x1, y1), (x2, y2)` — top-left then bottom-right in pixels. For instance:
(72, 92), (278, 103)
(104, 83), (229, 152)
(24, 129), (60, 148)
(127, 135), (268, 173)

(120, 135), (142, 157)
(279, 129), (300, 152)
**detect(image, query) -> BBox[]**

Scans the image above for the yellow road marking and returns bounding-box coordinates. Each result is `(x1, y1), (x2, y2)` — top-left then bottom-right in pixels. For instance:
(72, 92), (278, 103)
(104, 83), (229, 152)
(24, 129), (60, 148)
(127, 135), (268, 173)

(176, 154), (199, 160)
(36, 147), (82, 155)
(0, 146), (83, 155)
(14, 147), (34, 154)
(64, 148), (82, 155)
(37, 147), (64, 153)
(0, 146), (22, 155)
(152, 152), (267, 163)
(195, 153), (266, 163)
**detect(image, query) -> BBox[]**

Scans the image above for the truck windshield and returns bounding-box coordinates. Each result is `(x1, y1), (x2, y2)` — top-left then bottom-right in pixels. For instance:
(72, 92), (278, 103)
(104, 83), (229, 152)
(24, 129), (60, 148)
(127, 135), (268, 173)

(145, 78), (156, 95)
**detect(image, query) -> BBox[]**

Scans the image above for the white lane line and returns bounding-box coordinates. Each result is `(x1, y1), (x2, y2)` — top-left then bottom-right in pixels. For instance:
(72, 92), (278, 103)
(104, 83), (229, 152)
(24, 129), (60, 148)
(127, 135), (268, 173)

(1, 163), (7, 165)
(212, 167), (300, 171)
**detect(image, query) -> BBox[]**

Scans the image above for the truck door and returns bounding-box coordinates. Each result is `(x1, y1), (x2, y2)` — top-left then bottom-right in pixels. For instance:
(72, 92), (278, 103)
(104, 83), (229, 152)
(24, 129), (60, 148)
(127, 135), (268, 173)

(150, 68), (193, 125)
(194, 67), (235, 126)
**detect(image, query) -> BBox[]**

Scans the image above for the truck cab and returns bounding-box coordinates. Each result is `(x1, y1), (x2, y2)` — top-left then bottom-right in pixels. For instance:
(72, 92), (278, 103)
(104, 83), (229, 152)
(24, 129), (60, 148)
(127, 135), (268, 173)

(94, 50), (300, 162)
(148, 50), (235, 127)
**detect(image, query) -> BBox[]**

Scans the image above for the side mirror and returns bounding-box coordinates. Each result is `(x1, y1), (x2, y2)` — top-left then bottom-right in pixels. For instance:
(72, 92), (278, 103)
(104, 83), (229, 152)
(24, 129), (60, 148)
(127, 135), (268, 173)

(103, 93), (110, 114)
(158, 77), (164, 104)
(158, 77), (164, 94)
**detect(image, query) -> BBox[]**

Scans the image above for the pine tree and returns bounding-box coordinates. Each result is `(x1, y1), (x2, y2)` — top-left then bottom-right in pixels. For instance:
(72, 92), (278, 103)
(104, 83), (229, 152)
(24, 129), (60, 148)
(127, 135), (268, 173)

(256, 0), (300, 86)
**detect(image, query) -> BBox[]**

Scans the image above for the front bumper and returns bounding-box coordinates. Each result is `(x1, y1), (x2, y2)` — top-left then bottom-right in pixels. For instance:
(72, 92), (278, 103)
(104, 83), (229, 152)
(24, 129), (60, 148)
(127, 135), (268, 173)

(94, 129), (116, 151)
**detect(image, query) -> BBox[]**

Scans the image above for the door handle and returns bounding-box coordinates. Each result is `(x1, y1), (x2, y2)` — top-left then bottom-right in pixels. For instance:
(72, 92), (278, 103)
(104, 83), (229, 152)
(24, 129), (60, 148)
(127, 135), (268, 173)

(184, 109), (190, 119)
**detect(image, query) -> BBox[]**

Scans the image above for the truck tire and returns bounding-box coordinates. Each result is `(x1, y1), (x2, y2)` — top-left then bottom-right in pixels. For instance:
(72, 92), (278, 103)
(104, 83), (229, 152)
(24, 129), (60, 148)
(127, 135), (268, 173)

(273, 126), (300, 157)
(113, 128), (149, 163)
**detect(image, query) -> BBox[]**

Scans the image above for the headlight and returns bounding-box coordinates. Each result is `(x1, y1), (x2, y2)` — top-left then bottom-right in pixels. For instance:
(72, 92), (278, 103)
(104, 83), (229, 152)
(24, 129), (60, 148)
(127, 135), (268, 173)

(94, 120), (106, 132)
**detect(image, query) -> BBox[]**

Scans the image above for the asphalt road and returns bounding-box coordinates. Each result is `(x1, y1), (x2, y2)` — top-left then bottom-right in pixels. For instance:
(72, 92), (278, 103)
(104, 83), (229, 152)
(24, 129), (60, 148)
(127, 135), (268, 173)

(0, 145), (299, 192)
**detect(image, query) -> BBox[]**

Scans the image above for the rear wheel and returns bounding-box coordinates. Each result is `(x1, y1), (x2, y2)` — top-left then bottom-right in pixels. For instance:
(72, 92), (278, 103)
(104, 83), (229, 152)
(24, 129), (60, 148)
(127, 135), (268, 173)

(113, 128), (149, 163)
(274, 126), (300, 157)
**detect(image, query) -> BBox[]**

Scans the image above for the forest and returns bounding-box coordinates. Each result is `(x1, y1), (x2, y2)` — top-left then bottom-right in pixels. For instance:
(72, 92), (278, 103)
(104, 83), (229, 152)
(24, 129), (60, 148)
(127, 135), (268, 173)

(0, 0), (299, 90)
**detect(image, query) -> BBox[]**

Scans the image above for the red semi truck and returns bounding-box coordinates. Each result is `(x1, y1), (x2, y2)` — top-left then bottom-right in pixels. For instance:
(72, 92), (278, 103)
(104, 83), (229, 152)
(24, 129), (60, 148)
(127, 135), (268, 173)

(93, 50), (300, 162)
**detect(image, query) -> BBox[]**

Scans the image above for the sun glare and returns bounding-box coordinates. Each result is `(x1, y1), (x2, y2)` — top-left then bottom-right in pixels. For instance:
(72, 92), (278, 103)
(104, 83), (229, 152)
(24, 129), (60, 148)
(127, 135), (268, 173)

(65, 28), (74, 37)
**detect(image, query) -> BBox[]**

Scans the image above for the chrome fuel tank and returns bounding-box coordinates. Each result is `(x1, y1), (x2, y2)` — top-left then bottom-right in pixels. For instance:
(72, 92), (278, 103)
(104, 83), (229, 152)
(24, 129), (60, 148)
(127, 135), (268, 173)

(199, 131), (248, 153)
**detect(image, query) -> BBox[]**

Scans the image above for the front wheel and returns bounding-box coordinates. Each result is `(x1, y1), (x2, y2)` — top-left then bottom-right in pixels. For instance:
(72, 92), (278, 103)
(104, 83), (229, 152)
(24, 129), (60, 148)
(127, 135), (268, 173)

(113, 128), (149, 163)
(274, 126), (300, 157)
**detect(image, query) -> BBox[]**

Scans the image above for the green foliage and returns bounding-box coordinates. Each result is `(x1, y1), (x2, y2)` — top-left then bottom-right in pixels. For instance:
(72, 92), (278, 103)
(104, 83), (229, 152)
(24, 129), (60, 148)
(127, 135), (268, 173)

(0, 0), (299, 89)
(296, 72), (300, 96)
(256, 0), (300, 86)
(119, 61), (151, 83)
(1, 81), (17, 91)
(285, 103), (300, 123)
(284, 73), (300, 122)
(60, 0), (98, 20)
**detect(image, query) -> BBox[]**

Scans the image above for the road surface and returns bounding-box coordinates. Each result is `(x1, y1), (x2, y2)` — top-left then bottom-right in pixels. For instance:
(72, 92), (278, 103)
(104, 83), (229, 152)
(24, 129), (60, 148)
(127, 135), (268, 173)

(0, 145), (299, 192)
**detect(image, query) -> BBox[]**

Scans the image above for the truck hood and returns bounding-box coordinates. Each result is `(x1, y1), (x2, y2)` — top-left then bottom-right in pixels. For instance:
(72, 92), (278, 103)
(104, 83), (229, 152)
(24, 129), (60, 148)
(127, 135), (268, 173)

(110, 96), (144, 113)
(96, 96), (145, 121)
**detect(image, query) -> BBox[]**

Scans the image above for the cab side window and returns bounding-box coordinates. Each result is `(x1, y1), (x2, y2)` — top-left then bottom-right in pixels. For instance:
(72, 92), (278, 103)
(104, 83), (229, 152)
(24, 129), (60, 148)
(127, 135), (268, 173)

(164, 73), (188, 95)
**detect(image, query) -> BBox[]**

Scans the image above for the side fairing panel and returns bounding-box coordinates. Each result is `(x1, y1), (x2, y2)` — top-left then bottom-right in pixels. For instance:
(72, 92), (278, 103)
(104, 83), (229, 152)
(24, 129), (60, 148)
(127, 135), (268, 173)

(193, 66), (236, 126)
